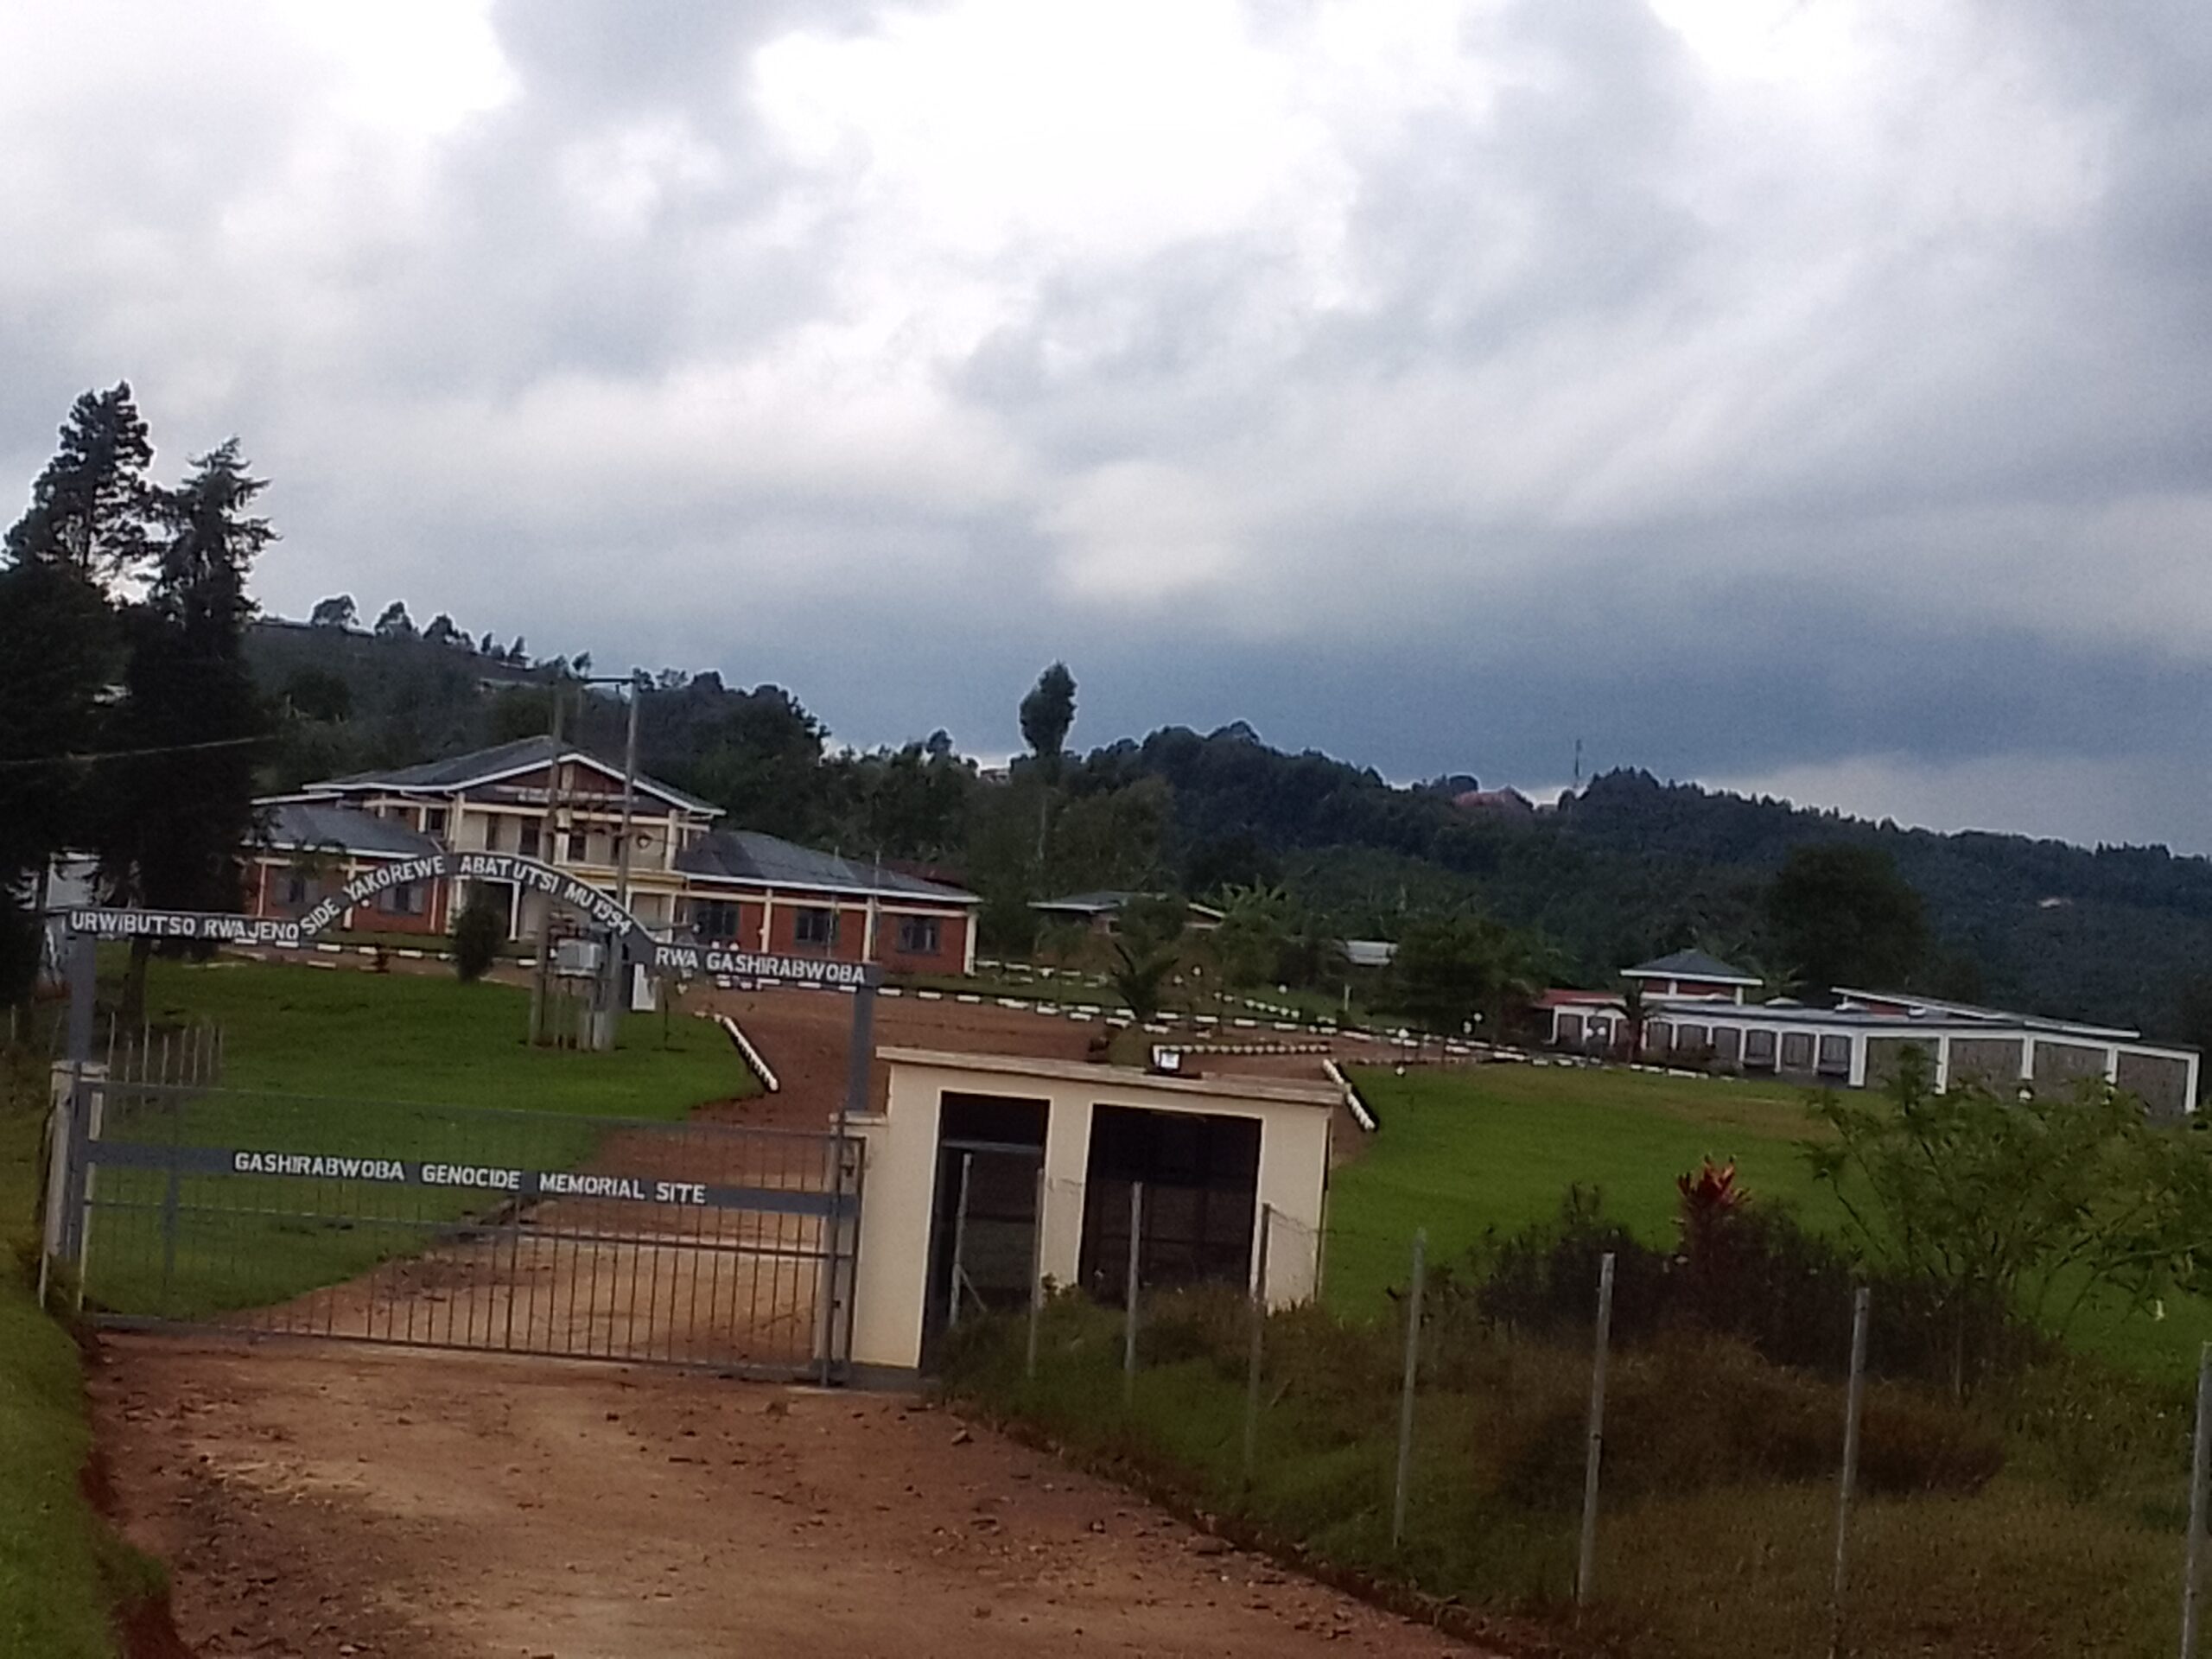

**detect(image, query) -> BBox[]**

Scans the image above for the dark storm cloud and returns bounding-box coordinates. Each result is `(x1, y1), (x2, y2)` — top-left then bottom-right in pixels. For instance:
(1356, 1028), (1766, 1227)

(3, 0), (2210, 851)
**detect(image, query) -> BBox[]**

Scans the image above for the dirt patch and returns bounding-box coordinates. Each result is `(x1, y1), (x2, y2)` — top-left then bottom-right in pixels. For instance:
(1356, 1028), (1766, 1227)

(90, 1335), (1485, 1658)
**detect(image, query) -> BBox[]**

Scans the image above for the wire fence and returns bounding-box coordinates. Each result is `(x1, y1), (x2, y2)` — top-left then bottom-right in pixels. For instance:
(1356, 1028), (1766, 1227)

(944, 1205), (2212, 1659)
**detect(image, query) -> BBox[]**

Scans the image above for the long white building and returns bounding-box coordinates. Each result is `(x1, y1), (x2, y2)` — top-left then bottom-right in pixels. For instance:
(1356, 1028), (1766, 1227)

(1542, 951), (2200, 1118)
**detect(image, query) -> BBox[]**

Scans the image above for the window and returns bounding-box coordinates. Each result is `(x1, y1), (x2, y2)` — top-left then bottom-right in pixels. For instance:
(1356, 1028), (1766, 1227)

(696, 900), (741, 942)
(380, 880), (423, 916)
(794, 906), (837, 949)
(423, 806), (448, 837)
(519, 821), (540, 858)
(284, 872), (308, 906)
(566, 830), (589, 863)
(896, 915), (941, 955)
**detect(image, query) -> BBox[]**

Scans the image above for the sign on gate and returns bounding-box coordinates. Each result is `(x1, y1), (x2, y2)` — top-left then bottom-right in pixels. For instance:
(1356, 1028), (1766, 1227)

(87, 1138), (856, 1216)
(63, 1081), (865, 1378)
(67, 859), (887, 988)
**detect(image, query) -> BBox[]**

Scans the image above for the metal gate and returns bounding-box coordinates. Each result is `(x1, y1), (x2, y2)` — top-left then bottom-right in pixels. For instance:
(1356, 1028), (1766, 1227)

(55, 1074), (862, 1380)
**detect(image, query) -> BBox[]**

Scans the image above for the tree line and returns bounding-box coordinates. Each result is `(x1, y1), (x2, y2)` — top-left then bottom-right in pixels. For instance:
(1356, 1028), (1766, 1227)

(0, 385), (272, 1016)
(244, 591), (2212, 1046)
(14, 381), (2209, 1048)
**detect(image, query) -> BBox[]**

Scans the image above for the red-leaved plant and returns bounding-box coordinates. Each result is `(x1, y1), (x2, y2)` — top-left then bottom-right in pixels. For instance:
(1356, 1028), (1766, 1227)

(1676, 1157), (1747, 1323)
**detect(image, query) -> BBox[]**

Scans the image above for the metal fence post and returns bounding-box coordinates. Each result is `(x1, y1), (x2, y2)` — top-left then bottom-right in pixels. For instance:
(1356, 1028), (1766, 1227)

(1391, 1229), (1427, 1548)
(36, 1073), (73, 1307)
(2183, 1340), (2212, 1658)
(1025, 1165), (1046, 1381)
(1243, 1202), (1273, 1483)
(1122, 1181), (1144, 1402)
(1576, 1250), (1617, 1608)
(1830, 1286), (1872, 1659)
(64, 936), (97, 1311)
(944, 1152), (975, 1334)
(159, 1090), (183, 1319)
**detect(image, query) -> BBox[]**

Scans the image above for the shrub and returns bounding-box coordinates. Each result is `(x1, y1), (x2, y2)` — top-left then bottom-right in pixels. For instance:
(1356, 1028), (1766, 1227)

(1494, 1335), (2004, 1508)
(2002, 1357), (2191, 1504)
(1452, 1185), (1677, 1349)
(1456, 1182), (2047, 1395)
(451, 893), (505, 982)
(1135, 1283), (1250, 1373)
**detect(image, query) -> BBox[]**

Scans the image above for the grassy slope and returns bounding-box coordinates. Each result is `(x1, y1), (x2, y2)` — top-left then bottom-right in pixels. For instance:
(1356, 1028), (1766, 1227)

(950, 1060), (2203, 1656)
(1, 1063), (124, 1659)
(1328, 1062), (2212, 1387)
(84, 959), (757, 1319)
(955, 1301), (2190, 1659)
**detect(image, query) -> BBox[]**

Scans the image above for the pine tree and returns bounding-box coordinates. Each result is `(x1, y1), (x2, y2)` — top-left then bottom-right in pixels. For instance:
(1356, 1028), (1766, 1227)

(0, 558), (115, 1001)
(0, 384), (151, 1002)
(3, 382), (156, 579)
(102, 441), (276, 1018)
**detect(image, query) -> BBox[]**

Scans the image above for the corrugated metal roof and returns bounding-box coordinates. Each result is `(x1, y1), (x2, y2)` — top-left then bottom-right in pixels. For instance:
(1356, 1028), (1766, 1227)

(1624, 949), (1761, 983)
(677, 830), (977, 903)
(1033, 890), (1141, 913)
(311, 736), (721, 816)
(1033, 890), (1227, 920)
(257, 801), (441, 858)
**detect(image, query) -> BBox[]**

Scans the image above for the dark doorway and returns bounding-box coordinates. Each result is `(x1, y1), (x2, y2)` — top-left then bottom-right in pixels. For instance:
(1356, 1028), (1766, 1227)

(921, 1093), (1047, 1367)
(1078, 1105), (1260, 1302)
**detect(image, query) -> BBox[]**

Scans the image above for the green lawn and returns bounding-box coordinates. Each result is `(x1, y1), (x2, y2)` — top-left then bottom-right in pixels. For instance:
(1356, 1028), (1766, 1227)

(1329, 1061), (2212, 1387)
(1, 1056), (138, 1659)
(131, 955), (740, 1107)
(77, 958), (759, 1320)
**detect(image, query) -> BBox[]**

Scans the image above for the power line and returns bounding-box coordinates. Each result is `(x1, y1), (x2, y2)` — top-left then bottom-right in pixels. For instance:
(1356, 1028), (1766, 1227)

(0, 733), (273, 771)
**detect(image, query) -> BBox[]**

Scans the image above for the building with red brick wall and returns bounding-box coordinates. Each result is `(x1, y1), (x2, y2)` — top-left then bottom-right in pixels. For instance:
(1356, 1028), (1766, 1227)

(248, 737), (978, 971)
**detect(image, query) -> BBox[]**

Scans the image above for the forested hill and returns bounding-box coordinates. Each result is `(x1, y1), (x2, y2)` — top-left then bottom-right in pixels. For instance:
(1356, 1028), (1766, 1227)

(245, 618), (2212, 1041)
(1072, 731), (2212, 1037)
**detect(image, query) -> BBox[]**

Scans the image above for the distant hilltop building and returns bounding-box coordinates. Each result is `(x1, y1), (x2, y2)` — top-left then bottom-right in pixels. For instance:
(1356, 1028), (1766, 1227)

(1452, 785), (1536, 819)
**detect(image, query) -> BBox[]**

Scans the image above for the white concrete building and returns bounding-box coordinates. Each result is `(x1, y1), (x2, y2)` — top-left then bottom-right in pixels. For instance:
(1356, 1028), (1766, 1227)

(1545, 957), (2200, 1117)
(847, 1047), (1338, 1379)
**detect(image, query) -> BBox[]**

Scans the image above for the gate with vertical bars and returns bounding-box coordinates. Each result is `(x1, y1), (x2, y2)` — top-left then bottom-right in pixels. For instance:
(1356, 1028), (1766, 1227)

(60, 1074), (862, 1380)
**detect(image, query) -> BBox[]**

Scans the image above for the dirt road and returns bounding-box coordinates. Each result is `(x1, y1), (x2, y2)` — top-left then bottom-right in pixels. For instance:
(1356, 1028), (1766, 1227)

(92, 1336), (1479, 1659)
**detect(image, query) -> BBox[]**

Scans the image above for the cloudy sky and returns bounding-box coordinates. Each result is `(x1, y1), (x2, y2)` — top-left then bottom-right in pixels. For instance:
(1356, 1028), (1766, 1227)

(4, 1), (2209, 850)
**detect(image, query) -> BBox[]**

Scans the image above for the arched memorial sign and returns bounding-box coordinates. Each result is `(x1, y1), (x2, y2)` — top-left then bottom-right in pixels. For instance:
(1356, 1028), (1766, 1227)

(58, 849), (880, 1141)
(65, 849), (881, 989)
